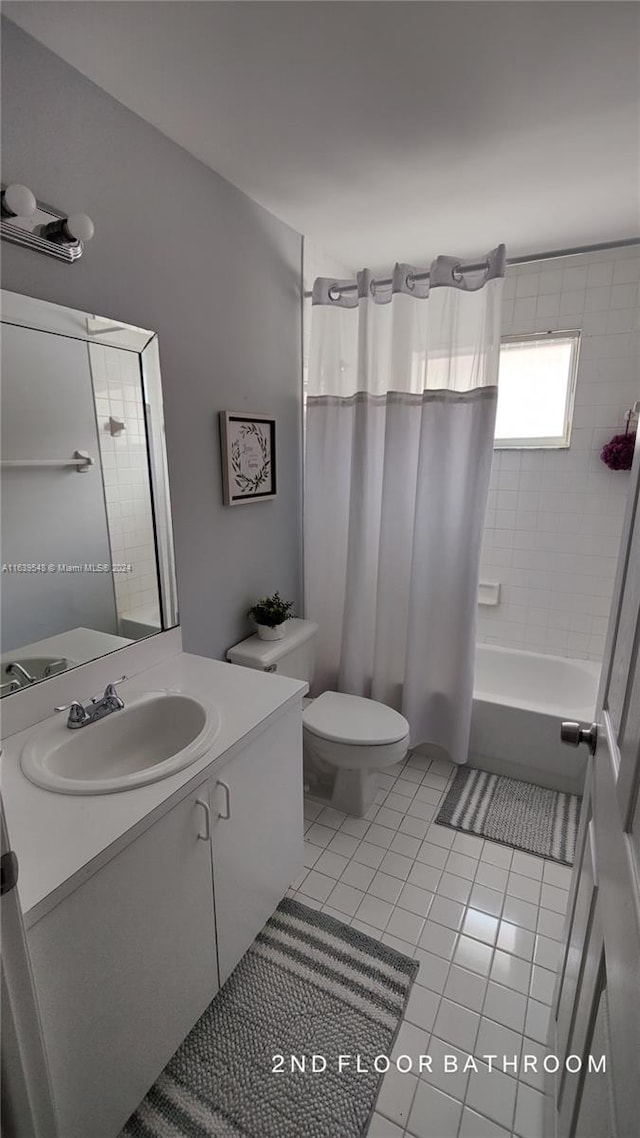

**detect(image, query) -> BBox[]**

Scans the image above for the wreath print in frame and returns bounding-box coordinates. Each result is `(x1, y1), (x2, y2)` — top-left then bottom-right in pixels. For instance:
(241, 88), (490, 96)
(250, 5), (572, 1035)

(219, 412), (277, 505)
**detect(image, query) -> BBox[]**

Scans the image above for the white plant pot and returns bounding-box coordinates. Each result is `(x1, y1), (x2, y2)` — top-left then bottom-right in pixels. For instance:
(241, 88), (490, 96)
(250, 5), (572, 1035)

(256, 623), (286, 641)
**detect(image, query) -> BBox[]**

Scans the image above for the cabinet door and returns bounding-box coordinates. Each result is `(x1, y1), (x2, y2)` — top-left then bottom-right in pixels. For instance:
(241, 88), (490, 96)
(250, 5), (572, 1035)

(27, 781), (217, 1138)
(212, 707), (303, 985)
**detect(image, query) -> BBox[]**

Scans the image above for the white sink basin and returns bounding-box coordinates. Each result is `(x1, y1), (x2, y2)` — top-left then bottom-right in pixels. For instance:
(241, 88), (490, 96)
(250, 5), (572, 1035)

(21, 690), (221, 795)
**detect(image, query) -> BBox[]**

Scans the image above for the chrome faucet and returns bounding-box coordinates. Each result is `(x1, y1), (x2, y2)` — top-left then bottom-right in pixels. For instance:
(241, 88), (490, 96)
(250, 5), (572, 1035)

(6, 661), (36, 685)
(55, 676), (127, 730)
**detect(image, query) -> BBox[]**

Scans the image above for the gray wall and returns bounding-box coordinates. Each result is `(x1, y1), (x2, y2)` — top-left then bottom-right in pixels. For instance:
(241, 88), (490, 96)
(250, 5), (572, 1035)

(1, 18), (303, 660)
(1, 325), (117, 651)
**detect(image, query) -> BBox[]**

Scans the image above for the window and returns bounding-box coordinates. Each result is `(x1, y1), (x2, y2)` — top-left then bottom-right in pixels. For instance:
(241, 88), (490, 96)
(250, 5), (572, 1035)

(495, 330), (581, 448)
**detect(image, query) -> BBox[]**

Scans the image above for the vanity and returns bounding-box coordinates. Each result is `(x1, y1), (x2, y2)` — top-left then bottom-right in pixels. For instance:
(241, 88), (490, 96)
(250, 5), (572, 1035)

(2, 649), (306, 1138)
(0, 290), (305, 1138)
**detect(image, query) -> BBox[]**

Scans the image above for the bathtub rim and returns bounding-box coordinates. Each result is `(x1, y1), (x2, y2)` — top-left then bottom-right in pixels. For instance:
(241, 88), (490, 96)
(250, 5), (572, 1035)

(473, 642), (601, 722)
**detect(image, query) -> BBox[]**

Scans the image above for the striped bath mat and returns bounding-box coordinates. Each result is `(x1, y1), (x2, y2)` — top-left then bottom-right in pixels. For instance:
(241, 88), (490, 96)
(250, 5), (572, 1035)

(436, 766), (581, 865)
(120, 897), (417, 1138)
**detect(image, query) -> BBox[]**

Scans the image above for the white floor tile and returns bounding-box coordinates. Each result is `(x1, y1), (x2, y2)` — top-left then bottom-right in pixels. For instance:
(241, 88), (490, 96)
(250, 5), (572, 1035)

(326, 881), (365, 916)
(413, 948), (451, 994)
(461, 908), (499, 945)
(416, 841), (450, 870)
(497, 920), (535, 961)
(539, 882), (569, 914)
(481, 842), (513, 870)
(502, 896), (538, 933)
(476, 862), (509, 892)
(379, 850), (414, 881)
(419, 1037), (470, 1100)
(366, 1110), (405, 1138)
(459, 1105), (512, 1137)
(536, 907), (565, 941)
(466, 1067), (518, 1131)
(469, 882), (505, 918)
(399, 767), (424, 785)
(514, 1081), (546, 1138)
(355, 893), (394, 930)
(405, 983), (441, 1032)
(375, 1068), (418, 1128)
(533, 933), (562, 972)
(407, 799), (436, 823)
(452, 832), (485, 858)
(519, 1037), (547, 1090)
(303, 842), (322, 869)
(297, 870), (335, 902)
(385, 907), (425, 945)
(386, 792), (412, 814)
(418, 920), (458, 960)
(303, 800), (323, 821)
(429, 894), (466, 932)
(313, 849), (350, 879)
(389, 832), (422, 858)
(426, 824), (456, 849)
(444, 964), (488, 1013)
(397, 883), (435, 918)
(483, 981), (527, 1033)
(393, 777), (419, 798)
(353, 841), (386, 869)
(321, 905), (352, 924)
(511, 851), (544, 880)
(391, 1021), (430, 1064)
(327, 831), (361, 858)
(414, 784), (442, 806)
(316, 806), (347, 829)
(407, 1081), (463, 1138)
(524, 998), (551, 1044)
(339, 861), (376, 891)
(490, 949), (532, 995)
(339, 816), (371, 839)
(445, 851), (478, 881)
(507, 872), (542, 906)
(542, 861), (572, 890)
(433, 997), (480, 1052)
(366, 824), (397, 850)
(453, 935), (493, 977)
(369, 871), (404, 904)
(304, 822), (335, 849)
(399, 815), (431, 839)
(437, 871), (473, 905)
(475, 1016), (523, 1066)
(529, 964), (556, 1005)
(375, 806), (406, 831)
(407, 862), (442, 892)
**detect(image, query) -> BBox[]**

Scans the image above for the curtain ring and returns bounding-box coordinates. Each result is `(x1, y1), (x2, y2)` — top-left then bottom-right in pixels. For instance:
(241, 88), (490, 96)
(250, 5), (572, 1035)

(452, 263), (463, 283)
(328, 284), (342, 302)
(405, 272), (415, 291)
(369, 279), (377, 297)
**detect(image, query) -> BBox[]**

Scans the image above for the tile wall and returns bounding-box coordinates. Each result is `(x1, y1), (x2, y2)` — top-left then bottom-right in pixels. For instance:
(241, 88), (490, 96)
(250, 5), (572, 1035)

(478, 246), (639, 661)
(89, 344), (161, 630)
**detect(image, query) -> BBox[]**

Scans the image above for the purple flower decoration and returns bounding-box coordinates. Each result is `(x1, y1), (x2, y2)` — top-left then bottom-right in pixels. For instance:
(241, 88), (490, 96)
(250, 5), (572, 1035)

(600, 431), (636, 471)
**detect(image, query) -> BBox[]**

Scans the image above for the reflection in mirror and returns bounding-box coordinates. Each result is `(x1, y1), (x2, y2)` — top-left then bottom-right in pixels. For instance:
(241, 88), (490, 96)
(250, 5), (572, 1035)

(1, 291), (178, 696)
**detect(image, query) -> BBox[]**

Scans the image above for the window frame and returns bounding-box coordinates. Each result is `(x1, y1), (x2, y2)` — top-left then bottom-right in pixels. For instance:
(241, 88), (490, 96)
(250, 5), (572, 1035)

(494, 328), (582, 450)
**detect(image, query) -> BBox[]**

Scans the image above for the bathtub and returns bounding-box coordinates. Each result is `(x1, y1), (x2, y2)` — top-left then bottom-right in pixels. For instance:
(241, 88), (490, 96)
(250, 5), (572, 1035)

(469, 644), (601, 795)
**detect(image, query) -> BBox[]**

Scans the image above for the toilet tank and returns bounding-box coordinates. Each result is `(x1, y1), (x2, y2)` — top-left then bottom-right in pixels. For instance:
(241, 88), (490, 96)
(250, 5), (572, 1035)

(227, 618), (318, 683)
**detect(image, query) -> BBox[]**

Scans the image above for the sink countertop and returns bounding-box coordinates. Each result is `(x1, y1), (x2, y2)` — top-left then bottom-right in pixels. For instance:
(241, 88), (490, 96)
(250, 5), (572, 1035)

(1, 652), (306, 923)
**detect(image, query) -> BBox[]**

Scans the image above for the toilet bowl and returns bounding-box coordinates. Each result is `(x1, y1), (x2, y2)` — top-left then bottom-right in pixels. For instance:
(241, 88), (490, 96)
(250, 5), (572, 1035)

(226, 618), (410, 816)
(303, 691), (410, 816)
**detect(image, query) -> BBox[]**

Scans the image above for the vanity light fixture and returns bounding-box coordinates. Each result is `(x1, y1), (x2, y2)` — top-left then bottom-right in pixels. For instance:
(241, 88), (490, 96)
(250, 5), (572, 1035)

(0, 182), (95, 263)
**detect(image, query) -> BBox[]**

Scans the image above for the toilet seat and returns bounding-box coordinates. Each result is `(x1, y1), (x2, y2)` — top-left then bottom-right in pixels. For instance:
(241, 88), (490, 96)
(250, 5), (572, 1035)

(303, 691), (409, 747)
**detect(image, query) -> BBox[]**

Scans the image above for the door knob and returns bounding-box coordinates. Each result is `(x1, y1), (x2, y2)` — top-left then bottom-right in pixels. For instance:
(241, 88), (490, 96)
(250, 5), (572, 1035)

(560, 721), (598, 756)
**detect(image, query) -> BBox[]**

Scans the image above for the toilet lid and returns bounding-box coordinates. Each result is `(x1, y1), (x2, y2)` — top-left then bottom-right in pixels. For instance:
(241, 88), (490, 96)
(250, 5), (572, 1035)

(303, 691), (409, 746)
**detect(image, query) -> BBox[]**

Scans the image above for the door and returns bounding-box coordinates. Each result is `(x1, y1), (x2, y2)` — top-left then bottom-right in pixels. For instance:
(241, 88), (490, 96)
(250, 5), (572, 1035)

(211, 708), (303, 985)
(551, 439), (640, 1138)
(27, 781), (217, 1138)
(0, 797), (58, 1138)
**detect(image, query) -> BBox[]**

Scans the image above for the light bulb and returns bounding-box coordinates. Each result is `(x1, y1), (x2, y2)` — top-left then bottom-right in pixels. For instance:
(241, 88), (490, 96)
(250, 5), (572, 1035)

(1, 183), (37, 219)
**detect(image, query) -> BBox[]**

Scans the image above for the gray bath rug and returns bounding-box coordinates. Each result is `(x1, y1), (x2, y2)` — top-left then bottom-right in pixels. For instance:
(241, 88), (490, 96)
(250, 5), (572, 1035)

(120, 897), (418, 1138)
(436, 766), (581, 865)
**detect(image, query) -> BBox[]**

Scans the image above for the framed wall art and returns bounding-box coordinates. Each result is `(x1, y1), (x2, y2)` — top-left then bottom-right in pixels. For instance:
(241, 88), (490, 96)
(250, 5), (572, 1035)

(219, 411), (277, 505)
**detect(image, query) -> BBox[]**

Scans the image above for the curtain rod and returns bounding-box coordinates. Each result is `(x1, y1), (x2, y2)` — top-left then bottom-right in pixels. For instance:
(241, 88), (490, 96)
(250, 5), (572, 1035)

(304, 236), (640, 299)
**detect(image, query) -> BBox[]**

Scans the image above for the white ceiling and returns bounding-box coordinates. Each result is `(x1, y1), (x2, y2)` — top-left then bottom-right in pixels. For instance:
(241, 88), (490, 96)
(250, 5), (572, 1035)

(5, 1), (639, 272)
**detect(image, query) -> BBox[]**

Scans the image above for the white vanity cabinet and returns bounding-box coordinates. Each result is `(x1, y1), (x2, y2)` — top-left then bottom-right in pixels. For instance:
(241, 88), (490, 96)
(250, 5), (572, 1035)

(209, 702), (304, 984)
(23, 702), (304, 1138)
(27, 778), (218, 1138)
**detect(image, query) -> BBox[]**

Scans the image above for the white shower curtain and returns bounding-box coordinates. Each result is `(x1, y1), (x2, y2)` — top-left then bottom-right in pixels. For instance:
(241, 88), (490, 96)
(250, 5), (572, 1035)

(304, 246), (505, 765)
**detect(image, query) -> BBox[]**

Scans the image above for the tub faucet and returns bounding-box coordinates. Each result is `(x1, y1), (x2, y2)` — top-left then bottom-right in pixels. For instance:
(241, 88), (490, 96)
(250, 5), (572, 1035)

(6, 662), (36, 685)
(55, 676), (127, 729)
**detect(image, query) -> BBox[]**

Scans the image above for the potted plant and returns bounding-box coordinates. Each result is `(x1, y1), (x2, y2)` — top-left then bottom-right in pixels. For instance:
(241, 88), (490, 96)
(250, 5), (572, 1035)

(247, 591), (294, 641)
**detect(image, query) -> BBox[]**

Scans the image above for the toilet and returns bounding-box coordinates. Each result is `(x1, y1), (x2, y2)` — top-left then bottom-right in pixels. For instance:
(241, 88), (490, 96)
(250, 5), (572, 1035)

(227, 618), (410, 816)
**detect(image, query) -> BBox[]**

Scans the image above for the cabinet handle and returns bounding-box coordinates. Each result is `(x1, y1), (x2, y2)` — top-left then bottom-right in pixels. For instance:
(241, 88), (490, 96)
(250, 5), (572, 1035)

(196, 797), (211, 841)
(217, 780), (231, 821)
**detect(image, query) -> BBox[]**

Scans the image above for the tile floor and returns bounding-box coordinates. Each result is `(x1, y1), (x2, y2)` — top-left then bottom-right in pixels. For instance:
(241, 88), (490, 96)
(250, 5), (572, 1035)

(288, 752), (572, 1138)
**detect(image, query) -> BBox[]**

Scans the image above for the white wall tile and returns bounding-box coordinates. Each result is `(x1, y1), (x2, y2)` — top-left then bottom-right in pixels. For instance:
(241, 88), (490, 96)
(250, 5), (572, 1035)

(478, 248), (638, 662)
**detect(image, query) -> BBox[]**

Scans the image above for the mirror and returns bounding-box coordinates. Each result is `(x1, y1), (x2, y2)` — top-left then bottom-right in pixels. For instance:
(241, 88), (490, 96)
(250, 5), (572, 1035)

(1, 290), (178, 696)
